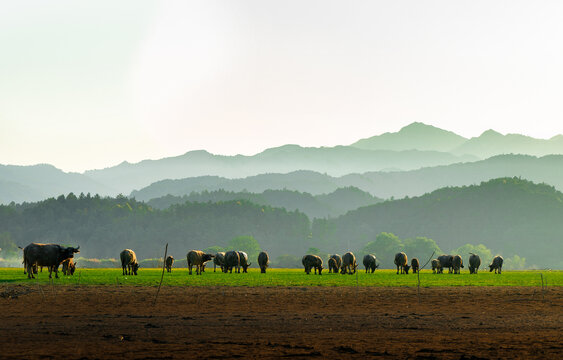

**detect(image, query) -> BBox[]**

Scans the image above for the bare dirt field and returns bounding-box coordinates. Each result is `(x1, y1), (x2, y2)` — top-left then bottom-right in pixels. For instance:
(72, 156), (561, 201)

(0, 285), (561, 359)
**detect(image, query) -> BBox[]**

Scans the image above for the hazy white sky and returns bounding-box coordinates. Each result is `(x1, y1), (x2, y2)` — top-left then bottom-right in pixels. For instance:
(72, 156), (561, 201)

(1, 0), (562, 172)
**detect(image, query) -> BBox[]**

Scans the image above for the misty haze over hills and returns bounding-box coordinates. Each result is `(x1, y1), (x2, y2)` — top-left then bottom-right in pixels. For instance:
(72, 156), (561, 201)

(1, 122), (563, 204)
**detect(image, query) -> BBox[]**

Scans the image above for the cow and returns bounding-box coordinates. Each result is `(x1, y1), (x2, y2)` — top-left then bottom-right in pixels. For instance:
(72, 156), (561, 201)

(238, 251), (251, 273)
(330, 254), (342, 269)
(489, 255), (504, 274)
(187, 250), (214, 275)
(340, 252), (357, 275)
(302, 254), (323, 275)
(213, 252), (226, 272)
(258, 251), (269, 273)
(19, 246), (39, 275)
(120, 249), (140, 276)
(23, 243), (80, 279)
(61, 258), (76, 276)
(223, 250), (240, 273)
(363, 254), (378, 273)
(469, 253), (481, 274)
(437, 254), (454, 274)
(431, 259), (440, 274)
(165, 255), (174, 273)
(394, 252), (410, 274)
(452, 255), (464, 274)
(411, 258), (420, 274)
(328, 257), (339, 273)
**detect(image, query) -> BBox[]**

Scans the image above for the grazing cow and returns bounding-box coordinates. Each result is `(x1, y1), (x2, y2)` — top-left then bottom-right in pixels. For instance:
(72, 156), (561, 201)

(394, 252), (410, 274)
(61, 258), (76, 276)
(23, 243), (80, 279)
(340, 252), (357, 275)
(452, 255), (464, 274)
(363, 254), (378, 273)
(489, 255), (504, 274)
(437, 254), (454, 274)
(120, 249), (140, 276)
(213, 252), (226, 272)
(431, 259), (440, 274)
(258, 251), (269, 273)
(302, 255), (323, 275)
(469, 253), (481, 274)
(165, 255), (174, 273)
(411, 258), (420, 274)
(238, 251), (251, 273)
(328, 258), (339, 273)
(223, 250), (240, 273)
(187, 250), (214, 275)
(330, 254), (342, 269)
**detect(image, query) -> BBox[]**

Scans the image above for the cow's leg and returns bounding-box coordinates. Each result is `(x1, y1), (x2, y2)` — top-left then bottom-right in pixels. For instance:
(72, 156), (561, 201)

(188, 264), (192, 275)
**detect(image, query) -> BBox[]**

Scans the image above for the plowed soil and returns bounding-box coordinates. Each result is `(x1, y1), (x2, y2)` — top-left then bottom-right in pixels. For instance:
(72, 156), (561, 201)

(0, 285), (561, 359)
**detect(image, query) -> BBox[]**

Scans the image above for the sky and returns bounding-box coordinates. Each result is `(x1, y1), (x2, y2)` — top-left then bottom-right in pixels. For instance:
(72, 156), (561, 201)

(1, 0), (562, 173)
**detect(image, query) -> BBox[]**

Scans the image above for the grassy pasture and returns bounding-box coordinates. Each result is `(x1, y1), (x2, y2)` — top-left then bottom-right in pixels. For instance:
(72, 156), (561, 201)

(1, 268), (562, 287)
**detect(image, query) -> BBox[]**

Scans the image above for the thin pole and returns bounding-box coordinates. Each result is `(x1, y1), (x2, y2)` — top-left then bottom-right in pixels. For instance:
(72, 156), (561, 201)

(153, 243), (168, 306)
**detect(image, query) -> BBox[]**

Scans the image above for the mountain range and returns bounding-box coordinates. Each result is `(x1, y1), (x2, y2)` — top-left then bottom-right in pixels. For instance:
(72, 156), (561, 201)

(2, 122), (563, 204)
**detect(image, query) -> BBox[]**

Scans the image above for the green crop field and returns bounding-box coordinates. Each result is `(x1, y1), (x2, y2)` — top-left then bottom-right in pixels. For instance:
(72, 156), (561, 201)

(1, 268), (562, 287)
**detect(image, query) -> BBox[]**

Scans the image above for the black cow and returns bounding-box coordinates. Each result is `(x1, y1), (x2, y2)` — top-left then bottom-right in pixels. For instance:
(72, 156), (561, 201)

(437, 254), (454, 274)
(469, 253), (481, 274)
(394, 252), (410, 274)
(223, 251), (240, 273)
(363, 254), (378, 273)
(258, 251), (269, 273)
(23, 243), (80, 279)
(489, 255), (504, 274)
(411, 258), (420, 274)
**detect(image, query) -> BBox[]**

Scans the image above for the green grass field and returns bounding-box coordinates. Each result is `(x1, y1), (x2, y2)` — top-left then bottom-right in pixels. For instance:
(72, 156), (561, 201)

(1, 267), (562, 287)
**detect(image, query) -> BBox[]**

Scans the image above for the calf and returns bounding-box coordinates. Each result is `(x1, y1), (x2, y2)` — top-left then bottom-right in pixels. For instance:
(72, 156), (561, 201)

(61, 258), (76, 276)
(411, 258), (420, 274)
(213, 252), (226, 272)
(187, 250), (214, 275)
(431, 259), (440, 274)
(394, 252), (410, 274)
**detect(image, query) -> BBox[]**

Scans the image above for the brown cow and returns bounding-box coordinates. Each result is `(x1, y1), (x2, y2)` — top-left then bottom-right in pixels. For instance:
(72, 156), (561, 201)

(411, 258), (420, 274)
(394, 252), (410, 274)
(120, 249), (139, 276)
(187, 250), (214, 275)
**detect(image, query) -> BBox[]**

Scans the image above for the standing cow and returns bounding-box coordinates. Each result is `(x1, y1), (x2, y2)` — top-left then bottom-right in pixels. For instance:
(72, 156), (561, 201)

(223, 250), (240, 273)
(330, 254), (342, 270)
(431, 259), (440, 274)
(452, 255), (464, 274)
(411, 258), (420, 274)
(340, 252), (357, 275)
(238, 251), (251, 273)
(469, 253), (481, 274)
(258, 251), (269, 273)
(363, 254), (378, 273)
(23, 243), (80, 279)
(437, 254), (454, 274)
(120, 249), (140, 276)
(302, 254), (323, 275)
(61, 258), (76, 276)
(213, 252), (226, 272)
(165, 255), (174, 272)
(489, 255), (504, 274)
(394, 252), (410, 274)
(187, 250), (214, 275)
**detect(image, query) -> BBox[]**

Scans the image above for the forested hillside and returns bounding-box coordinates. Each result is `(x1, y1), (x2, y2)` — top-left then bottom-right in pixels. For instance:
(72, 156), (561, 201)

(311, 178), (563, 268)
(147, 187), (382, 219)
(0, 194), (311, 261)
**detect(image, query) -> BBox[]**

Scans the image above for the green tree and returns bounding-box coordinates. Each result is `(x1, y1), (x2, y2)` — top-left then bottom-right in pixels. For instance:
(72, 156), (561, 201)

(0, 232), (19, 259)
(403, 237), (442, 263)
(504, 255), (526, 270)
(272, 254), (301, 268)
(203, 245), (225, 254)
(226, 236), (262, 263)
(370, 232), (403, 269)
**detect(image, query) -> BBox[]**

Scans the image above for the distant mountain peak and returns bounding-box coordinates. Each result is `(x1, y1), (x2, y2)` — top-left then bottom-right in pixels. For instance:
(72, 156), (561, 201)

(479, 129), (503, 138)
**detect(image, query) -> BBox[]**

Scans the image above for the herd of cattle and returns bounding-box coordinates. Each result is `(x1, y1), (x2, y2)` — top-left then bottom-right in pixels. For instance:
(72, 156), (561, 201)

(18, 243), (505, 279)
